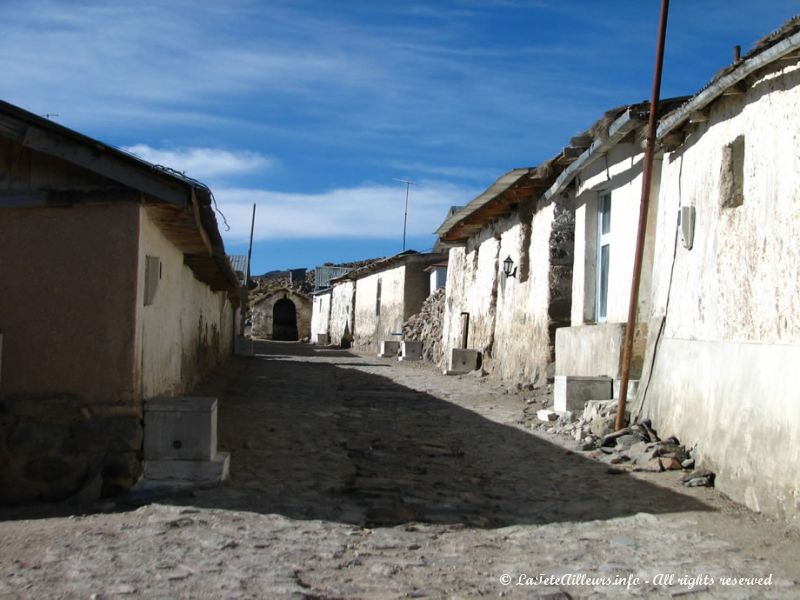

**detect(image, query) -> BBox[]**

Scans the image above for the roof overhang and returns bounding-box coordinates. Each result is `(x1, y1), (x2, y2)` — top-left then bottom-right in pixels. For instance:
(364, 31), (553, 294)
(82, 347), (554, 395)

(0, 99), (240, 303)
(435, 168), (543, 243)
(542, 108), (646, 202)
(657, 28), (800, 140)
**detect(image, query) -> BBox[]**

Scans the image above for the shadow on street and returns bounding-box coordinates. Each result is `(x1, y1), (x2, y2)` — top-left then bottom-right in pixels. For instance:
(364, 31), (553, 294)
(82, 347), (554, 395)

(168, 341), (711, 528)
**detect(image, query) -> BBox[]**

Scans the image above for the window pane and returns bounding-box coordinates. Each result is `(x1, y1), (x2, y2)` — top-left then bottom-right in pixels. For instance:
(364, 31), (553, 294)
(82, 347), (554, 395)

(601, 194), (611, 235)
(599, 244), (609, 319)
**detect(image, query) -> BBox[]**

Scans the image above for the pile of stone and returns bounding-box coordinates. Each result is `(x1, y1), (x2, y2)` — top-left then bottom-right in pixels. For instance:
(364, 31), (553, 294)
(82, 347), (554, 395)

(531, 399), (714, 487)
(401, 288), (445, 364)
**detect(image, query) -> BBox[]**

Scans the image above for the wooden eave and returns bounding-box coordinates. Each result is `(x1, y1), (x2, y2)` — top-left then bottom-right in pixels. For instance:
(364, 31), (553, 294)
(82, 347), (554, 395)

(439, 179), (550, 243)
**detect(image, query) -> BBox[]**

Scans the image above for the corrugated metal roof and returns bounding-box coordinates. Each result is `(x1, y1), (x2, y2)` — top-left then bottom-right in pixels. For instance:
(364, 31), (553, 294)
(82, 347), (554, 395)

(228, 255), (248, 273)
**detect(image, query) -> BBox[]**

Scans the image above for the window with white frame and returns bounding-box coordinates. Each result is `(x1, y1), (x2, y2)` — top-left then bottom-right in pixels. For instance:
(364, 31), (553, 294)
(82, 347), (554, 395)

(596, 192), (611, 322)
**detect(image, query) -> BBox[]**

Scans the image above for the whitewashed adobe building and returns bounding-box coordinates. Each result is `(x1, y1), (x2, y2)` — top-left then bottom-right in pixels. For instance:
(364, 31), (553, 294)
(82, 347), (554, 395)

(436, 159), (577, 383)
(0, 100), (239, 502)
(543, 98), (685, 398)
(322, 251), (443, 352)
(635, 18), (800, 522)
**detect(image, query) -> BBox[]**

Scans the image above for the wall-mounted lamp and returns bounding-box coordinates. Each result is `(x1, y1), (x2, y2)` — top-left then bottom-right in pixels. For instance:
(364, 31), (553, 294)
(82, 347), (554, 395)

(503, 255), (517, 278)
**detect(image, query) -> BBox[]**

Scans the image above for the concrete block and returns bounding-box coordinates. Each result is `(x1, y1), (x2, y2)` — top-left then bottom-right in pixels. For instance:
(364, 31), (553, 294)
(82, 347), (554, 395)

(555, 323), (626, 378)
(448, 348), (481, 374)
(378, 340), (401, 357)
(143, 452), (230, 486)
(316, 333), (330, 345)
(613, 378), (640, 400)
(554, 375), (612, 412)
(234, 335), (253, 357)
(399, 341), (423, 361)
(144, 397), (218, 462)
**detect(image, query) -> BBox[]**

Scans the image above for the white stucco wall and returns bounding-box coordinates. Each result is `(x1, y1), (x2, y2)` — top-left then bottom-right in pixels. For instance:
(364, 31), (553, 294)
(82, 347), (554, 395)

(329, 280), (355, 346)
(643, 62), (800, 522)
(353, 266), (406, 352)
(443, 201), (572, 383)
(136, 207), (234, 399)
(557, 142), (658, 379)
(443, 226), (504, 361)
(570, 142), (660, 326)
(310, 290), (332, 341)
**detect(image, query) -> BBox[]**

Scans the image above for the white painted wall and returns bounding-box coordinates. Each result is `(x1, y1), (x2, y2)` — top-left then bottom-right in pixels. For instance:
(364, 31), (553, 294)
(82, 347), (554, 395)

(570, 142), (659, 326)
(310, 290), (332, 341)
(136, 207), (234, 399)
(353, 266), (406, 352)
(329, 280), (355, 346)
(558, 141), (658, 379)
(442, 202), (571, 383)
(643, 62), (800, 522)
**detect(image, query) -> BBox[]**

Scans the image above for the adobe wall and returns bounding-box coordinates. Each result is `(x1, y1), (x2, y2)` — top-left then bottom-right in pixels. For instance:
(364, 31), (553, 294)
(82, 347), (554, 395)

(310, 290), (332, 342)
(136, 206), (234, 399)
(642, 62), (800, 522)
(557, 142), (656, 379)
(0, 203), (142, 502)
(353, 266), (406, 352)
(443, 197), (573, 385)
(329, 281), (355, 346)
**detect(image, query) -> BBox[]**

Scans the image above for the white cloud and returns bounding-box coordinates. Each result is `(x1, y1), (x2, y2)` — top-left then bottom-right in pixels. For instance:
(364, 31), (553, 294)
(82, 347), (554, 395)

(122, 145), (272, 179)
(212, 181), (478, 244)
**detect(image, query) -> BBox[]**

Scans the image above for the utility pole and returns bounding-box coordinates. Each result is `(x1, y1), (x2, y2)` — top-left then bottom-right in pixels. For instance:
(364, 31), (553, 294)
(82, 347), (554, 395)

(392, 178), (415, 251)
(246, 203), (256, 284)
(615, 0), (669, 432)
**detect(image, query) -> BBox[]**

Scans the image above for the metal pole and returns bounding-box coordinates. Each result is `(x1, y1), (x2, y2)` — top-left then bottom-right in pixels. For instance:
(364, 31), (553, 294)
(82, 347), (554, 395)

(402, 182), (410, 250)
(393, 178), (415, 251)
(615, 0), (669, 432)
(246, 203), (256, 283)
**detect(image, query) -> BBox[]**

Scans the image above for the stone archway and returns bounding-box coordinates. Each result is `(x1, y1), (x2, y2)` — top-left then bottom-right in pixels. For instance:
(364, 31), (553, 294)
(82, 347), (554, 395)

(273, 298), (298, 341)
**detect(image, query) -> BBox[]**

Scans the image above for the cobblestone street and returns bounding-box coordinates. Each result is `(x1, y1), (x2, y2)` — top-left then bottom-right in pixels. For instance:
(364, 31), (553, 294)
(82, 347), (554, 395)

(2, 342), (799, 599)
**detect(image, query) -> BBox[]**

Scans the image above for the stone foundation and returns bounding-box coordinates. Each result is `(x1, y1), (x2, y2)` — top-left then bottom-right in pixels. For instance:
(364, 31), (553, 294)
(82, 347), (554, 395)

(0, 395), (142, 503)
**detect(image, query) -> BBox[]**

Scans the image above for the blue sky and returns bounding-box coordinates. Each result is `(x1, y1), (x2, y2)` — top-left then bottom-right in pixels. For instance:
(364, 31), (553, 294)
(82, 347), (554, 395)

(1, 1), (797, 274)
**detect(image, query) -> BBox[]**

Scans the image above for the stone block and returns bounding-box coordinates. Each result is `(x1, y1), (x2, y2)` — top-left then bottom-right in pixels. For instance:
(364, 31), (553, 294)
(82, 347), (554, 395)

(143, 452), (230, 486)
(582, 399), (618, 422)
(448, 348), (481, 374)
(316, 333), (330, 345)
(399, 341), (423, 361)
(234, 335), (253, 357)
(378, 340), (401, 357)
(554, 375), (613, 412)
(144, 397), (217, 462)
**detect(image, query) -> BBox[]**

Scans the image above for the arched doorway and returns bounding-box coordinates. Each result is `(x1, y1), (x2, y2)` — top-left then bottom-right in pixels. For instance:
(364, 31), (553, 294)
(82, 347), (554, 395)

(273, 298), (298, 341)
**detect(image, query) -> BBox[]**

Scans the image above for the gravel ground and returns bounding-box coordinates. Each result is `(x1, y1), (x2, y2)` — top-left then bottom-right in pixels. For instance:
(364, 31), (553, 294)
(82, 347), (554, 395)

(1, 341), (798, 599)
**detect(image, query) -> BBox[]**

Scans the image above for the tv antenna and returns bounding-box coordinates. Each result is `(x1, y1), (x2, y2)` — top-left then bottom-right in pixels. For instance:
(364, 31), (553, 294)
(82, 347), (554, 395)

(392, 178), (416, 250)
(43, 113), (59, 120)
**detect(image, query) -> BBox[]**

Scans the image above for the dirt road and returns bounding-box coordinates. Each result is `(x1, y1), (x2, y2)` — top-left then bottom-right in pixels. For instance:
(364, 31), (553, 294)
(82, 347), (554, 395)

(1, 342), (798, 598)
